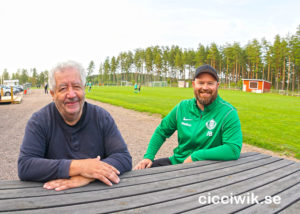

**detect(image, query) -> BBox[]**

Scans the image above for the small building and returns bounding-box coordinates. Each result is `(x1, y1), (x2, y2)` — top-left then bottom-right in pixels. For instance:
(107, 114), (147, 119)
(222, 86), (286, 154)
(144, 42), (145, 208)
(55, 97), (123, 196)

(178, 81), (189, 88)
(178, 81), (185, 88)
(242, 79), (271, 93)
(4, 79), (19, 86)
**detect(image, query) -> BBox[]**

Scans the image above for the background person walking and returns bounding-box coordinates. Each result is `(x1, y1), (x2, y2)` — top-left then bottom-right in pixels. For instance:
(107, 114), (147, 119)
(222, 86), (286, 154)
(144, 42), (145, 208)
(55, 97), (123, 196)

(88, 82), (92, 92)
(44, 83), (48, 94)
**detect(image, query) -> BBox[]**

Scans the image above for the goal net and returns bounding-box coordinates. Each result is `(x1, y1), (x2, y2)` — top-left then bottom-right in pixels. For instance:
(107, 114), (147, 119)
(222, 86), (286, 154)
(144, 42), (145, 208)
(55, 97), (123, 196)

(121, 81), (132, 86)
(149, 81), (168, 87)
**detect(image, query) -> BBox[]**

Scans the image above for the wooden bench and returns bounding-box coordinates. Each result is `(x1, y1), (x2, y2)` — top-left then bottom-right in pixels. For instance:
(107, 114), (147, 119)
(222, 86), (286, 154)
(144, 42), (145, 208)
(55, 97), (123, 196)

(0, 152), (299, 213)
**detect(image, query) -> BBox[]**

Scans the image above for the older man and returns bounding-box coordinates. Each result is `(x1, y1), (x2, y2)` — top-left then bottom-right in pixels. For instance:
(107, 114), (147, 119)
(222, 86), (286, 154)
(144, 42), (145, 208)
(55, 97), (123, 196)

(134, 64), (242, 169)
(18, 61), (132, 190)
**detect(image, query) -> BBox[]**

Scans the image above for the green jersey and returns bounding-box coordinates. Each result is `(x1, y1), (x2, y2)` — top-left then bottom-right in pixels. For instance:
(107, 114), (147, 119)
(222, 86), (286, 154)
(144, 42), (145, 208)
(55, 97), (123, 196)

(144, 95), (243, 164)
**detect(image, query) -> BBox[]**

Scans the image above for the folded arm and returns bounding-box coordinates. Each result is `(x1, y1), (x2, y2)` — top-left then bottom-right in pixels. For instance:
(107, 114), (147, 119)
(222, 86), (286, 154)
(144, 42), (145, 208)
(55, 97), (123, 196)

(190, 110), (243, 162)
(18, 117), (72, 182)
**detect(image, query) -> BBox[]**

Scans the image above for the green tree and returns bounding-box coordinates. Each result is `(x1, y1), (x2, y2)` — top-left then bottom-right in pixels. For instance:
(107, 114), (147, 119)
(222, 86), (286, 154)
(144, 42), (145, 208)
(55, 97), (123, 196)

(168, 45), (181, 82)
(153, 46), (163, 81)
(103, 57), (110, 84)
(37, 71), (48, 87)
(183, 48), (195, 79)
(124, 51), (133, 82)
(145, 47), (153, 82)
(31, 68), (38, 86)
(12, 70), (21, 83)
(280, 38), (289, 90)
(272, 35), (282, 90)
(118, 52), (133, 82)
(134, 48), (145, 83)
(261, 38), (272, 81)
(2, 69), (10, 80)
(110, 56), (118, 84)
(194, 44), (207, 68)
(246, 39), (261, 79)
(207, 43), (219, 68)
(174, 48), (183, 79)
(290, 25), (300, 91)
(87, 60), (95, 82)
(98, 63), (104, 84)
(117, 52), (125, 81)
(231, 42), (243, 83)
(20, 69), (29, 85)
(223, 43), (235, 84)
(161, 46), (170, 81)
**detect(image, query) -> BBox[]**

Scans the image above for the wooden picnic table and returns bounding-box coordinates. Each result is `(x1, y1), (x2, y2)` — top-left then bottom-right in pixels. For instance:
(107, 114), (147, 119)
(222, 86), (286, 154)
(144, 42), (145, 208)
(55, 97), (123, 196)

(0, 152), (299, 213)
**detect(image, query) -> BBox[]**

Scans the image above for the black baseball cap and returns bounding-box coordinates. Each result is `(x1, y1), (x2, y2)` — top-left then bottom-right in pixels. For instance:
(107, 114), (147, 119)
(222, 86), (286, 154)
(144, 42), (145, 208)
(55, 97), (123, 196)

(194, 64), (219, 82)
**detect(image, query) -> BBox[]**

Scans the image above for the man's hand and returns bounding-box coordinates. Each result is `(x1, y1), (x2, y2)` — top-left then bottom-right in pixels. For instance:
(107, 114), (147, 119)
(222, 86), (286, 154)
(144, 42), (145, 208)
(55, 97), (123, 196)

(183, 156), (193, 163)
(43, 175), (95, 191)
(134, 159), (153, 170)
(69, 156), (120, 186)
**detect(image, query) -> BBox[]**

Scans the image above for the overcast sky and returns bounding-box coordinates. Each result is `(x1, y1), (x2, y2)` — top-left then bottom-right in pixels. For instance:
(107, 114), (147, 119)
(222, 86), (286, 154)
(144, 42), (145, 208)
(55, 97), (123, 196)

(0, 0), (299, 75)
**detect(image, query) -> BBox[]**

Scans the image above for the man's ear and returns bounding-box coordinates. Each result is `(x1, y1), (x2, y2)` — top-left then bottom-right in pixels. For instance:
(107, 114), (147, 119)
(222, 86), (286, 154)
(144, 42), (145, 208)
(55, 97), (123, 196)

(50, 90), (54, 98)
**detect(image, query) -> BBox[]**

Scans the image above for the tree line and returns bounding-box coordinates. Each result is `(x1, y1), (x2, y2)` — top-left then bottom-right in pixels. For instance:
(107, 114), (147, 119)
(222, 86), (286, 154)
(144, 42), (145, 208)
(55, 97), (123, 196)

(1, 68), (48, 87)
(1, 25), (299, 92)
(92, 25), (299, 91)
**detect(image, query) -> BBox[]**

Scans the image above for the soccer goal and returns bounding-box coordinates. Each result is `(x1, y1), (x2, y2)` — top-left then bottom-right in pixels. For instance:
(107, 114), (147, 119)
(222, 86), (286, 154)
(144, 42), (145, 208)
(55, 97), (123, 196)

(149, 81), (168, 87)
(121, 81), (132, 86)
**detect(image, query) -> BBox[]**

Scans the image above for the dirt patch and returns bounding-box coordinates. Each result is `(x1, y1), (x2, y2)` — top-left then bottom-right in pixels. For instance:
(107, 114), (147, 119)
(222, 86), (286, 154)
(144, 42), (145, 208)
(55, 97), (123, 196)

(0, 89), (298, 180)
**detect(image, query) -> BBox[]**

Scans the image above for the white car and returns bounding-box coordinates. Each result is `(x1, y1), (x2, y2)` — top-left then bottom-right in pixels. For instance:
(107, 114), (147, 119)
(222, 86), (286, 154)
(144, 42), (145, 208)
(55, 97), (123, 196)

(0, 85), (18, 96)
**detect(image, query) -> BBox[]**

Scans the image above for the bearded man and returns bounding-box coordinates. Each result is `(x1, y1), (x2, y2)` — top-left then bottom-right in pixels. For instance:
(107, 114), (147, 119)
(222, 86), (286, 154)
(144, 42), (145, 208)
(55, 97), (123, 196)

(134, 64), (242, 169)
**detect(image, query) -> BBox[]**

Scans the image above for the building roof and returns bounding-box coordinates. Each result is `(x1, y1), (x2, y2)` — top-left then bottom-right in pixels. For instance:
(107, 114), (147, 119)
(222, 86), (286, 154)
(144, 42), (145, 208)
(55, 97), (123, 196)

(242, 79), (272, 83)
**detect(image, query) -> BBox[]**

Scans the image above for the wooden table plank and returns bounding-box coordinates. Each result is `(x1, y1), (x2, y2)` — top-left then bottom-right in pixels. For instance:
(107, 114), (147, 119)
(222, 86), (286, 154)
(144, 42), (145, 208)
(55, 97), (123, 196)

(0, 152), (260, 191)
(185, 170), (300, 213)
(0, 181), (42, 190)
(0, 153), (271, 199)
(0, 157), (293, 213)
(120, 152), (260, 178)
(278, 200), (300, 214)
(0, 153), (298, 214)
(120, 163), (300, 214)
(237, 183), (300, 214)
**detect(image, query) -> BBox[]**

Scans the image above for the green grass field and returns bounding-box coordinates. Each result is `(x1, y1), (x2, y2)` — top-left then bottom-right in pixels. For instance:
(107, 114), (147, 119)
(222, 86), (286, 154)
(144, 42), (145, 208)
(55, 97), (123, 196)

(86, 86), (300, 159)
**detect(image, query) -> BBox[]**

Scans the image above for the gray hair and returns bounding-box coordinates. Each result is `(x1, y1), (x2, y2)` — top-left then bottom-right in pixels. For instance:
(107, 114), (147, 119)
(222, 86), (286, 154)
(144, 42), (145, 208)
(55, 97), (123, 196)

(48, 60), (86, 91)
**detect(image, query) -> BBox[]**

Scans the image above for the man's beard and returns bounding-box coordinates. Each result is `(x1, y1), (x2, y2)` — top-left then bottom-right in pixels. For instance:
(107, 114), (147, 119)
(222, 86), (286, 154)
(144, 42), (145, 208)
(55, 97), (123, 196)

(194, 88), (218, 106)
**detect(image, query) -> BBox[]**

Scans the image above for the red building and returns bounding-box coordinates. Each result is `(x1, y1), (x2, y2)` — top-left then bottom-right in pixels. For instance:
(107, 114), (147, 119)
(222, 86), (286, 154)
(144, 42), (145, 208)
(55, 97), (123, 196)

(242, 79), (271, 93)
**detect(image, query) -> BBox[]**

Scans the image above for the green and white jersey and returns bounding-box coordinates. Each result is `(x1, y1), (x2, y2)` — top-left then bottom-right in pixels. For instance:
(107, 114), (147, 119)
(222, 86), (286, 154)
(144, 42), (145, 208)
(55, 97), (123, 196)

(144, 95), (243, 164)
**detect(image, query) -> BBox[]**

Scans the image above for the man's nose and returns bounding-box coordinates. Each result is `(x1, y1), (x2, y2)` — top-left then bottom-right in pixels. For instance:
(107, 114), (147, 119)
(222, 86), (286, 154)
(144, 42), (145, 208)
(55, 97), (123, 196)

(67, 87), (76, 97)
(202, 83), (209, 89)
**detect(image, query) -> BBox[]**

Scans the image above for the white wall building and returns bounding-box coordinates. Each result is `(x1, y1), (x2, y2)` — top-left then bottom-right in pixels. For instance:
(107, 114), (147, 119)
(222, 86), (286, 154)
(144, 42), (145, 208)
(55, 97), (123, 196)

(3, 80), (19, 86)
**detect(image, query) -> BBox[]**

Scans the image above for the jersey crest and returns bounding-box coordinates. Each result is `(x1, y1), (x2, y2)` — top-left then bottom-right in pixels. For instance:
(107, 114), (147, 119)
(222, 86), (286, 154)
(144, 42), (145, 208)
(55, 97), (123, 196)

(206, 119), (217, 130)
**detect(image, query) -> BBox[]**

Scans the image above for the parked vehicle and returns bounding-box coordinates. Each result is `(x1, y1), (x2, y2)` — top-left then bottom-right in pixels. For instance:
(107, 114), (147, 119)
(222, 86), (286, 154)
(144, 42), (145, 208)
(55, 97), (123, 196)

(14, 85), (23, 91)
(12, 86), (21, 93)
(0, 85), (12, 96)
(0, 85), (19, 96)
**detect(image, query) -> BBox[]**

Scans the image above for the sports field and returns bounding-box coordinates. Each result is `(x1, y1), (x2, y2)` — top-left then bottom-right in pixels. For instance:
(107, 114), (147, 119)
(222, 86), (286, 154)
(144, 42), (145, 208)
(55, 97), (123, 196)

(86, 86), (300, 159)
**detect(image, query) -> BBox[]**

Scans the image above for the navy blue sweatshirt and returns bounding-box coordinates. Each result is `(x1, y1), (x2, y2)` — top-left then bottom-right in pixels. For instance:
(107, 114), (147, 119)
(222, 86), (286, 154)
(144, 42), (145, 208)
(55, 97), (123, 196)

(18, 102), (132, 182)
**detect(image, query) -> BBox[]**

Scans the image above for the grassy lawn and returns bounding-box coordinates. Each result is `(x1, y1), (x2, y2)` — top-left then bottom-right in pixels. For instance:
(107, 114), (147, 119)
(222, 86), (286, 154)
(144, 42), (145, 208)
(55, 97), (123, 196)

(86, 86), (300, 159)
